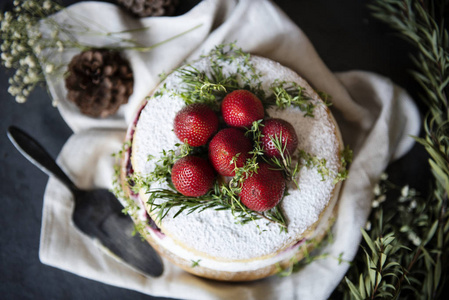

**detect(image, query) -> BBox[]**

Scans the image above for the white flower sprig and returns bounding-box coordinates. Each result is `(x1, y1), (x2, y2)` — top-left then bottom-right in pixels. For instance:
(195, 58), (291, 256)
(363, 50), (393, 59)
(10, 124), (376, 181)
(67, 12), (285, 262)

(1, 0), (202, 104)
(1, 0), (62, 103)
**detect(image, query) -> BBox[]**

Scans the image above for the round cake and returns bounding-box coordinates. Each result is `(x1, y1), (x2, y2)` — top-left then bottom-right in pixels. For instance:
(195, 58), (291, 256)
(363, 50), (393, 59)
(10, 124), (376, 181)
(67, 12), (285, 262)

(117, 45), (347, 281)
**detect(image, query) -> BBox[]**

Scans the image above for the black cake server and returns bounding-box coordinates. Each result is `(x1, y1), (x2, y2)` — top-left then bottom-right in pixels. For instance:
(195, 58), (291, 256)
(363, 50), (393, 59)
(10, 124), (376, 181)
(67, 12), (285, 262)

(7, 126), (163, 277)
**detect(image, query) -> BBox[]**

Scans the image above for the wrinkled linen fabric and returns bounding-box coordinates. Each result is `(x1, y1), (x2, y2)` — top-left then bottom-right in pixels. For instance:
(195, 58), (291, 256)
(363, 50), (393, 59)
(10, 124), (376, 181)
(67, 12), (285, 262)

(39, 1), (420, 299)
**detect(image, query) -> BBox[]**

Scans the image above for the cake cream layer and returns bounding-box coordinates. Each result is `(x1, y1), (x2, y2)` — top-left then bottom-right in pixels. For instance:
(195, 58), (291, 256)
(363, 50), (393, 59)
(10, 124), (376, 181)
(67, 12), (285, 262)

(131, 54), (343, 262)
(144, 182), (340, 272)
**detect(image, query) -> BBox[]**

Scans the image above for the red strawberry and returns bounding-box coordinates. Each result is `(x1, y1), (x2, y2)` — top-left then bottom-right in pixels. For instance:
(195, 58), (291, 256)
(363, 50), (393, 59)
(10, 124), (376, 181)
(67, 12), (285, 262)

(221, 90), (264, 128)
(260, 118), (298, 158)
(208, 128), (253, 176)
(240, 162), (285, 212)
(171, 156), (216, 197)
(174, 103), (218, 147)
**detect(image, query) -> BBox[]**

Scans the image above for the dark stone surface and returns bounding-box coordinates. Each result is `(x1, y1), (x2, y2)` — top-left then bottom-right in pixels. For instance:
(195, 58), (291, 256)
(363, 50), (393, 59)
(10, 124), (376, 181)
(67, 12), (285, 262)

(0, 0), (430, 299)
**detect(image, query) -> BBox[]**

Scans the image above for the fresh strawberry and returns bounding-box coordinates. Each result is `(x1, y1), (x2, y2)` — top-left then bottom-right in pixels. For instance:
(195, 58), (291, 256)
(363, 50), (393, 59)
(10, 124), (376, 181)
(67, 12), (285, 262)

(221, 90), (264, 128)
(171, 155), (216, 197)
(239, 162), (285, 212)
(208, 128), (253, 176)
(174, 103), (218, 147)
(260, 118), (298, 158)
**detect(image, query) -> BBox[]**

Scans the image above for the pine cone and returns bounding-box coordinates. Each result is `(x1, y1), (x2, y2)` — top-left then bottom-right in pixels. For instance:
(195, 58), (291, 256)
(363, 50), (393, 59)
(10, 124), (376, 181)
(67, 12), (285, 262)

(65, 49), (134, 118)
(116, 0), (179, 18)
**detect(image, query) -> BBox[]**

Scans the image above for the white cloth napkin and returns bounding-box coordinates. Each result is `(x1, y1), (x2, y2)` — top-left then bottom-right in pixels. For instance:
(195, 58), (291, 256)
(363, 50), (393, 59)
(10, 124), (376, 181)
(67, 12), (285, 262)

(39, 0), (421, 299)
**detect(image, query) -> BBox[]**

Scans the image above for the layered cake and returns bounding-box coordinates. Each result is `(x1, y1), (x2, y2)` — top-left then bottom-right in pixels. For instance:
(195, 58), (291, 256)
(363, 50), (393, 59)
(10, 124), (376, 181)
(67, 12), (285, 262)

(116, 45), (349, 281)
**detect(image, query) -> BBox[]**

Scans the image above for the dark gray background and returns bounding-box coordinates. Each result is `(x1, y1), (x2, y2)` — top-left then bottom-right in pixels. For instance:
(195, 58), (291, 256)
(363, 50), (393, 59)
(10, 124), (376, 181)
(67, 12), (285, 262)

(1, 0), (430, 299)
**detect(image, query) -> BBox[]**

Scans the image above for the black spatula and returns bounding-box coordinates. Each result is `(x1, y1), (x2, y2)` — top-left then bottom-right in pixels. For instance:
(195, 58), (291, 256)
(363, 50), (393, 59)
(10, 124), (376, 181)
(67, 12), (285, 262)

(7, 126), (163, 277)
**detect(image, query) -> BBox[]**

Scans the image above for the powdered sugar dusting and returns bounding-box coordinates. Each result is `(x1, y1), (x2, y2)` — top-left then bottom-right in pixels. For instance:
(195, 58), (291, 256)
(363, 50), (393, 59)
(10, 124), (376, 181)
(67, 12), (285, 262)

(132, 54), (342, 261)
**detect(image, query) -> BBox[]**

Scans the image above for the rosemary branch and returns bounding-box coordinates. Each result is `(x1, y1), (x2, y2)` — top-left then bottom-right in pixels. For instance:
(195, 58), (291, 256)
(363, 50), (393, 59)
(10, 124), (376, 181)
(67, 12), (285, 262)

(340, 1), (449, 299)
(146, 184), (287, 230)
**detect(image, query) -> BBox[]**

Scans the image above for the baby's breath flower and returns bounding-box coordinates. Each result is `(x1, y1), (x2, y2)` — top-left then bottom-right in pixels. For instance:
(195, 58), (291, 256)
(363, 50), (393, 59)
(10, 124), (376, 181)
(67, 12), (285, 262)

(1, 0), (197, 104)
(376, 194), (386, 203)
(45, 63), (54, 74)
(373, 183), (381, 196)
(8, 86), (18, 95)
(0, 0), (65, 102)
(1, 22), (9, 32)
(56, 40), (64, 52)
(28, 71), (39, 81)
(33, 45), (42, 55)
(4, 11), (12, 22)
(43, 0), (52, 10)
(25, 55), (36, 67)
(401, 185), (410, 197)
(16, 95), (26, 103)
(51, 29), (59, 39)
(16, 44), (26, 53)
(407, 231), (422, 247)
(27, 39), (35, 47)
(365, 221), (372, 231)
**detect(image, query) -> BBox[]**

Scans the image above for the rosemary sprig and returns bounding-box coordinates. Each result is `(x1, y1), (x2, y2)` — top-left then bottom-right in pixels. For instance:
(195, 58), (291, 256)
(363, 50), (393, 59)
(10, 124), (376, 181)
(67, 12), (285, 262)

(173, 65), (241, 108)
(344, 228), (406, 300)
(191, 259), (201, 268)
(298, 150), (330, 181)
(276, 225), (349, 277)
(265, 133), (301, 188)
(130, 142), (193, 193)
(165, 43), (266, 108)
(253, 126), (351, 188)
(137, 120), (288, 230)
(146, 183), (287, 230)
(340, 1), (449, 299)
(334, 145), (353, 184)
(110, 143), (153, 241)
(269, 80), (315, 117)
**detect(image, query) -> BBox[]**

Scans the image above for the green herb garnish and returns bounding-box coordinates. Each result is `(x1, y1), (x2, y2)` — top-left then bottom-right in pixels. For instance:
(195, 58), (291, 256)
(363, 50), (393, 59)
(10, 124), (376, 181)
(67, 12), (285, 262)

(269, 80), (315, 117)
(124, 44), (343, 232)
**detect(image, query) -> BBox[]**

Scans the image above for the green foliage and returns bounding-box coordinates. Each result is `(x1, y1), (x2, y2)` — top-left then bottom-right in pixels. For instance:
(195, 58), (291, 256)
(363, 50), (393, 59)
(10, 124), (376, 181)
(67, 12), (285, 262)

(266, 132), (302, 188)
(191, 259), (201, 268)
(145, 184), (287, 231)
(247, 122), (350, 188)
(338, 1), (449, 298)
(340, 173), (448, 299)
(340, 0), (449, 299)
(269, 80), (315, 117)
(276, 226), (349, 277)
(335, 145), (353, 184)
(110, 143), (152, 242)
(161, 43), (266, 109)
